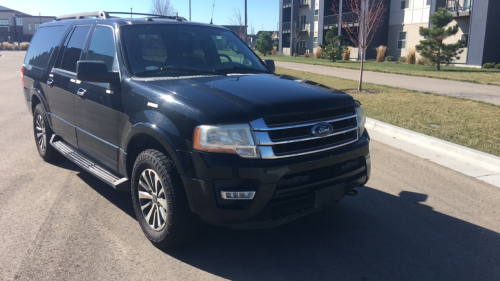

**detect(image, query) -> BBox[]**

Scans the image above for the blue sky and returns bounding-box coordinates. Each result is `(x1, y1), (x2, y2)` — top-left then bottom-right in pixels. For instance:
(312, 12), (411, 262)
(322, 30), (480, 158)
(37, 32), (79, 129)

(3, 0), (279, 32)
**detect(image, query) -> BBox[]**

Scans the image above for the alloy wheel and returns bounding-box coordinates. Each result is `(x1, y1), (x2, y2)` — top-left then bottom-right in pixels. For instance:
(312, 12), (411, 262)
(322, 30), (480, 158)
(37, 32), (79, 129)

(35, 114), (46, 152)
(138, 169), (168, 231)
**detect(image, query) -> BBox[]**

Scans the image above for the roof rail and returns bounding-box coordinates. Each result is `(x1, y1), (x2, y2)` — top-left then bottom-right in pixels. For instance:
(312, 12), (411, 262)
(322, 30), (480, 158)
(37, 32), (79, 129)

(54, 11), (187, 21)
(54, 11), (110, 21)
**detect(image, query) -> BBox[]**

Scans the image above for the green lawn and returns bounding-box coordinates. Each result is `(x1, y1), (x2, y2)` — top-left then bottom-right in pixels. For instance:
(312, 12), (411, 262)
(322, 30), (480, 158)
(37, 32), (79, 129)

(275, 67), (500, 157)
(260, 54), (500, 86)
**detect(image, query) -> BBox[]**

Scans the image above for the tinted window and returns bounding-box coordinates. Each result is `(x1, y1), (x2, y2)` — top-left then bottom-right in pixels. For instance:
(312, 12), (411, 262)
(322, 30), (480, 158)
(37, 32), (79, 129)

(121, 25), (267, 77)
(24, 26), (65, 69)
(60, 26), (91, 72)
(87, 26), (116, 71)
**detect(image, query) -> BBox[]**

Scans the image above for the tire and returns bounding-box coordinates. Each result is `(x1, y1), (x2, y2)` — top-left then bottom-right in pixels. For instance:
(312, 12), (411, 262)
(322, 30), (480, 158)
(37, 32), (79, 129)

(131, 149), (202, 249)
(33, 103), (59, 162)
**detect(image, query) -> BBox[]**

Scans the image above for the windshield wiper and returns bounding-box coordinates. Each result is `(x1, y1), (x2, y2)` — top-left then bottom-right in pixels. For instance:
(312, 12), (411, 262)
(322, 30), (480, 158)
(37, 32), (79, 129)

(135, 66), (226, 77)
(217, 65), (270, 74)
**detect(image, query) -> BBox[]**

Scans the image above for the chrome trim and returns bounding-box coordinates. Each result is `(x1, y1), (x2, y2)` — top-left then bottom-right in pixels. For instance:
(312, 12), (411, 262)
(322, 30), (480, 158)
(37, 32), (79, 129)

(254, 126), (358, 145)
(258, 131), (359, 159)
(48, 112), (76, 128)
(221, 191), (256, 200)
(250, 114), (357, 131)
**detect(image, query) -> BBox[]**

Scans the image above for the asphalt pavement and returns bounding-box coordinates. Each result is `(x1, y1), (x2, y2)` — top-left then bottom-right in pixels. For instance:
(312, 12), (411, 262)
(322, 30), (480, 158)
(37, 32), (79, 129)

(1, 51), (500, 281)
(276, 61), (500, 106)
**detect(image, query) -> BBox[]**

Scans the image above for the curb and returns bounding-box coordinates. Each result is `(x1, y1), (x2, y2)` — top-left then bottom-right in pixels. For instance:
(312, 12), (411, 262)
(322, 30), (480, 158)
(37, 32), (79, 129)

(366, 118), (500, 174)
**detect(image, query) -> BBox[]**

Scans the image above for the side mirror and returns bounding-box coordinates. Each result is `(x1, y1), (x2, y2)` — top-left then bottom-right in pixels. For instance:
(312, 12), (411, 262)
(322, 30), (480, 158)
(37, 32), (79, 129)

(264, 59), (275, 73)
(77, 61), (119, 84)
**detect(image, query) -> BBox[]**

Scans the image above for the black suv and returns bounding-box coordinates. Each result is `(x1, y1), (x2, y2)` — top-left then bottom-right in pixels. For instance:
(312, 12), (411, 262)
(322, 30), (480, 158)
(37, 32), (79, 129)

(22, 11), (370, 248)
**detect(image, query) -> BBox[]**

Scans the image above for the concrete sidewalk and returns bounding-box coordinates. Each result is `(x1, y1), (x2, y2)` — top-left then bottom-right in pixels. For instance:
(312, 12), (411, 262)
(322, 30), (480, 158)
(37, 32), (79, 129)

(276, 61), (500, 106)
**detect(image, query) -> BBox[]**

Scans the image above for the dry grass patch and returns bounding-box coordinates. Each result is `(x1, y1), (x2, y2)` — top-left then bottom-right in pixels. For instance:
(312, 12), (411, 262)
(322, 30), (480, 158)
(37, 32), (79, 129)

(276, 67), (500, 156)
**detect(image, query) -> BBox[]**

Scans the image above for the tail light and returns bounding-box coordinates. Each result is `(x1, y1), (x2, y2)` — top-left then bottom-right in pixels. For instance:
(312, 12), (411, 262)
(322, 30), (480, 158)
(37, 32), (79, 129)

(21, 67), (25, 87)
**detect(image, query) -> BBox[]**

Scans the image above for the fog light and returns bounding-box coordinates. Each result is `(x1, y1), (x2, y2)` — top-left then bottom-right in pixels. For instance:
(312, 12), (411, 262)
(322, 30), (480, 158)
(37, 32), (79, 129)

(221, 191), (256, 200)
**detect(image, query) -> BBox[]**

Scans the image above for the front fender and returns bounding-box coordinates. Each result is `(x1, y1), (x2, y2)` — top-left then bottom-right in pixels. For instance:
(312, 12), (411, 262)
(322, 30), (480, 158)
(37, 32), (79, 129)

(120, 122), (188, 177)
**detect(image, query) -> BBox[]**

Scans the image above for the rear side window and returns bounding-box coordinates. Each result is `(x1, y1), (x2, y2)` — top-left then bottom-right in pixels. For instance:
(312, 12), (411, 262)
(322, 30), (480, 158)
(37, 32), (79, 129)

(24, 26), (65, 69)
(87, 26), (116, 71)
(57, 26), (92, 73)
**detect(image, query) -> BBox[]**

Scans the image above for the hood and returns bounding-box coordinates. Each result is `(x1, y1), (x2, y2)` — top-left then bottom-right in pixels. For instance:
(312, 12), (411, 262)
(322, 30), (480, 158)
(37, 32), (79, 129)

(144, 74), (355, 124)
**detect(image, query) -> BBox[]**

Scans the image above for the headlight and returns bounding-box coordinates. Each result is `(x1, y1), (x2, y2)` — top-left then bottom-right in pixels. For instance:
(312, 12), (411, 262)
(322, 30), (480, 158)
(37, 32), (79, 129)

(355, 100), (366, 136)
(193, 124), (259, 158)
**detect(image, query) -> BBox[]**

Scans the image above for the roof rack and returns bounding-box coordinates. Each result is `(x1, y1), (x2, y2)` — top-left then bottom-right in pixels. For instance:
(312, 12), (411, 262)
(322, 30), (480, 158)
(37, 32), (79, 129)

(54, 11), (187, 21)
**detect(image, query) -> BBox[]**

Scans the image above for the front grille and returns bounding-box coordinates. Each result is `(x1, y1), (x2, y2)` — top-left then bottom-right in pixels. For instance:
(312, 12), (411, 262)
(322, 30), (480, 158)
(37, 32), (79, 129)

(277, 158), (362, 190)
(273, 131), (357, 156)
(268, 118), (357, 142)
(251, 106), (360, 159)
(264, 106), (355, 127)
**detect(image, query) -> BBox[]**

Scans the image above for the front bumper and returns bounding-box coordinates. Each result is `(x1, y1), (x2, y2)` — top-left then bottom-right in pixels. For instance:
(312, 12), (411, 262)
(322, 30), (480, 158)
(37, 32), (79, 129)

(178, 131), (371, 228)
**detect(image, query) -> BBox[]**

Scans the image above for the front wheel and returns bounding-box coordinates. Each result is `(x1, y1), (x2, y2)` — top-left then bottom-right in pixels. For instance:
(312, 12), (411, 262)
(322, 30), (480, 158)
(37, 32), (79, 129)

(131, 149), (202, 249)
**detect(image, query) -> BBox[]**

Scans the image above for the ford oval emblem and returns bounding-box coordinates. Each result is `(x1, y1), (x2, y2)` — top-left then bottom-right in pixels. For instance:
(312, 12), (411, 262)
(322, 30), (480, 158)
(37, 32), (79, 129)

(311, 123), (334, 137)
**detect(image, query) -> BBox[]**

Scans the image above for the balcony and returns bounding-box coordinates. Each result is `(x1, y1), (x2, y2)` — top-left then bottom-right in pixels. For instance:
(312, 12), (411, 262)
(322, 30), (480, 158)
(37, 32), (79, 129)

(299, 22), (310, 33)
(445, 0), (472, 17)
(299, 0), (309, 7)
(283, 22), (291, 33)
(323, 15), (338, 27)
(323, 12), (357, 29)
(283, 0), (291, 8)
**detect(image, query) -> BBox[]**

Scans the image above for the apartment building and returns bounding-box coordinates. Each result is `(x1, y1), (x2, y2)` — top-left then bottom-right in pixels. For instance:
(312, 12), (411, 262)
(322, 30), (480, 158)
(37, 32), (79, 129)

(279, 0), (500, 66)
(0, 6), (53, 42)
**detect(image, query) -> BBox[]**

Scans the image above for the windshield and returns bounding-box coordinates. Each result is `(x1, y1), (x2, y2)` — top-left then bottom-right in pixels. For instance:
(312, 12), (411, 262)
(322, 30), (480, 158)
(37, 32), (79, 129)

(121, 24), (269, 77)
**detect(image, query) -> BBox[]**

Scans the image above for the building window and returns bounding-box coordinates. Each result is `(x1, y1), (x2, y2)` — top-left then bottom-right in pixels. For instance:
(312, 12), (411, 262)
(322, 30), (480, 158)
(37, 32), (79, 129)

(401, 0), (410, 9)
(35, 23), (40, 30)
(15, 17), (23, 26)
(0, 19), (9, 32)
(300, 15), (306, 30)
(314, 9), (319, 21)
(28, 23), (31, 30)
(398, 31), (407, 49)
(426, 0), (431, 6)
(299, 40), (306, 48)
(313, 37), (318, 47)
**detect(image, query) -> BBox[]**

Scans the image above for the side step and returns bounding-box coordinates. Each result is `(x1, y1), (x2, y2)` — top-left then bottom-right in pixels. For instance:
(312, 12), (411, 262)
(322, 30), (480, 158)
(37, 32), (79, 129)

(50, 135), (129, 191)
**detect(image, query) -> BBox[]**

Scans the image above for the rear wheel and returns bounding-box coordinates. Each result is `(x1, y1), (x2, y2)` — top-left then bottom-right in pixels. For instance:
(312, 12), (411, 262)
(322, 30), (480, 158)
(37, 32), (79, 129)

(131, 149), (202, 249)
(33, 103), (59, 162)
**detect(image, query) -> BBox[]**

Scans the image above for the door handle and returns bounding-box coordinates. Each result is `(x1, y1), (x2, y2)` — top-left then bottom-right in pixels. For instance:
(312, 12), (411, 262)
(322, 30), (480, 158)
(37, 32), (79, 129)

(76, 88), (87, 98)
(47, 78), (54, 87)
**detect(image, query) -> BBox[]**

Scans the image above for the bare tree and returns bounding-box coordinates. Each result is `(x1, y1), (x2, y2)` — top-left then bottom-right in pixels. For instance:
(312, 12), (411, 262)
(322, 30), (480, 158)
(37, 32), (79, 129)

(150, 0), (177, 16)
(229, 8), (246, 41)
(332, 0), (387, 90)
(290, 20), (300, 56)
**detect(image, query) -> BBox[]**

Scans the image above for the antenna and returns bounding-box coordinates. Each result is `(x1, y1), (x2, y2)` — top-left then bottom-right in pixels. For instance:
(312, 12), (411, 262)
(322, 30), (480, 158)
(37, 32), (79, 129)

(210, 0), (215, 24)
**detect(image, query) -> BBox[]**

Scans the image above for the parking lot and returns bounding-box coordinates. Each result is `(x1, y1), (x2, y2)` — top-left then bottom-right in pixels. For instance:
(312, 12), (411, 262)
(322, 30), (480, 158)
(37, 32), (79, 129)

(1, 51), (500, 280)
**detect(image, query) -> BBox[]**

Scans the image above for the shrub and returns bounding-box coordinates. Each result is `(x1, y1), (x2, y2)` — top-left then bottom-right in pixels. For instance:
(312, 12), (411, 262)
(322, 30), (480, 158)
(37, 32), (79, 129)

(314, 48), (322, 59)
(398, 56), (407, 63)
(417, 57), (425, 65)
(496, 63), (500, 69)
(2, 42), (13, 50)
(407, 48), (416, 64)
(374, 45), (387, 62)
(304, 52), (310, 58)
(13, 43), (20, 50)
(19, 42), (30, 50)
(343, 47), (352, 61)
(483, 62), (496, 69)
(0, 43), (2, 50)
(385, 56), (393, 62)
(271, 48), (277, 56)
(293, 53), (298, 57)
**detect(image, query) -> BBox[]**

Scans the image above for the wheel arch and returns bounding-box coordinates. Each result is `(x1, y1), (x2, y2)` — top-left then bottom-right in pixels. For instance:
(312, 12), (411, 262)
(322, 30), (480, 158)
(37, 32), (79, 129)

(123, 123), (187, 179)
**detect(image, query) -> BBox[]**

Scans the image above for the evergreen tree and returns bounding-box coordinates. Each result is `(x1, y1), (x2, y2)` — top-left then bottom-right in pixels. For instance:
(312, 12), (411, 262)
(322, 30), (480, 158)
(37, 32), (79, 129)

(255, 32), (274, 56)
(320, 26), (348, 62)
(416, 8), (465, 71)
